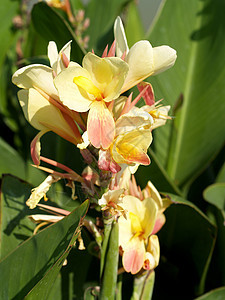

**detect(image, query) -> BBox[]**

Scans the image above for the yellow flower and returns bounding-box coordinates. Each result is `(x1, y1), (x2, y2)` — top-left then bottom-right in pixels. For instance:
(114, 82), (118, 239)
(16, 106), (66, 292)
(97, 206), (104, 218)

(114, 16), (177, 92)
(54, 52), (129, 149)
(12, 41), (82, 164)
(118, 195), (158, 274)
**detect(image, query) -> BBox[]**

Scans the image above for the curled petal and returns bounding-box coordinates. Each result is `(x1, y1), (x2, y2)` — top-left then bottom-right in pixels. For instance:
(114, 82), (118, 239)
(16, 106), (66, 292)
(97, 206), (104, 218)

(137, 82), (155, 106)
(26, 174), (60, 209)
(87, 101), (115, 149)
(30, 130), (48, 165)
(152, 45), (177, 75)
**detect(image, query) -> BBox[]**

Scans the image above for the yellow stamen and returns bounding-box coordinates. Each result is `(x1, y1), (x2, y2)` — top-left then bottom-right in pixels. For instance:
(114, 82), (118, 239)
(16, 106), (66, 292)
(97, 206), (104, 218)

(73, 76), (103, 100)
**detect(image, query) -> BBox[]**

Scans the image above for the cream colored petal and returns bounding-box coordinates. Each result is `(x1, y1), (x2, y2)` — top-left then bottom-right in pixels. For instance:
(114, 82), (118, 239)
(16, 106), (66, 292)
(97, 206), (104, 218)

(12, 64), (58, 99)
(82, 52), (129, 101)
(152, 45), (177, 75)
(114, 16), (129, 58)
(19, 88), (80, 145)
(141, 197), (158, 239)
(144, 181), (163, 209)
(54, 65), (92, 112)
(48, 41), (58, 73)
(122, 41), (154, 92)
(115, 106), (153, 136)
(118, 213), (133, 248)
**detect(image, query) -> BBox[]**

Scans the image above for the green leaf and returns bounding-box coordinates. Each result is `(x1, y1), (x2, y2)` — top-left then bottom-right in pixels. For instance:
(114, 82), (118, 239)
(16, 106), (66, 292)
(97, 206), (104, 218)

(31, 2), (85, 64)
(155, 194), (217, 298)
(147, 0), (225, 187)
(0, 138), (45, 185)
(0, 175), (36, 259)
(203, 183), (225, 221)
(0, 188), (89, 300)
(85, 0), (132, 52)
(195, 287), (225, 300)
(125, 1), (145, 47)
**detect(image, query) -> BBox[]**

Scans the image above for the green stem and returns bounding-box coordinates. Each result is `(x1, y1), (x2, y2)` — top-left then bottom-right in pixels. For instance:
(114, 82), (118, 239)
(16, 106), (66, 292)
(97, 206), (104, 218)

(100, 219), (113, 278)
(131, 270), (155, 300)
(100, 221), (119, 300)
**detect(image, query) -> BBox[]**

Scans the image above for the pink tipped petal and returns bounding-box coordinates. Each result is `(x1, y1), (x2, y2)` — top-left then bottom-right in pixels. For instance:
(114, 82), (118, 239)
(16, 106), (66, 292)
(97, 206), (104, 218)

(137, 82), (155, 106)
(30, 130), (48, 165)
(123, 238), (145, 274)
(87, 101), (115, 149)
(151, 214), (166, 235)
(107, 40), (116, 57)
(102, 44), (109, 58)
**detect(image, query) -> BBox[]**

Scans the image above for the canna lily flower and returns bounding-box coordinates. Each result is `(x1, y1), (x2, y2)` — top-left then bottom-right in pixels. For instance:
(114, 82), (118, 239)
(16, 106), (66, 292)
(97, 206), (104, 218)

(12, 41), (82, 164)
(111, 106), (153, 166)
(54, 52), (129, 149)
(118, 195), (158, 274)
(114, 16), (177, 92)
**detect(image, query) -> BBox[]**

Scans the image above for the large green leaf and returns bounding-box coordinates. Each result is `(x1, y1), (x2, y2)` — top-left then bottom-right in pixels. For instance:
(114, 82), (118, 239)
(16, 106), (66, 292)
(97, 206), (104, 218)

(147, 0), (225, 187)
(85, 0), (131, 52)
(154, 194), (216, 299)
(195, 287), (225, 300)
(203, 183), (225, 220)
(0, 138), (45, 185)
(31, 2), (85, 64)
(0, 181), (89, 300)
(0, 175), (36, 259)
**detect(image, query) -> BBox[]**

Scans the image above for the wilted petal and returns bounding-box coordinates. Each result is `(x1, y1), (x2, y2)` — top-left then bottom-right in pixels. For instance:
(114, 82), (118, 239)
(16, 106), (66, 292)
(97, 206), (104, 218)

(87, 101), (115, 149)
(26, 174), (60, 209)
(114, 16), (129, 58)
(144, 235), (160, 270)
(152, 45), (177, 75)
(98, 149), (121, 173)
(12, 64), (58, 99)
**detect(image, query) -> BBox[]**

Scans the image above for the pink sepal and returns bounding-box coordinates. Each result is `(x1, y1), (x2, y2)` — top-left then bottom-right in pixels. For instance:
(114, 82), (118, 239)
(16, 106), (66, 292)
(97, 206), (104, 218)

(137, 82), (155, 106)
(98, 149), (121, 173)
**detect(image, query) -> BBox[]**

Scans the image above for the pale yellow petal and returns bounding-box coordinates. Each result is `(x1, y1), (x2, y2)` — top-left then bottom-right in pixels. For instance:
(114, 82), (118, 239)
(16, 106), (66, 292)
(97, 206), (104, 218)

(141, 197), (158, 238)
(82, 52), (129, 101)
(12, 64), (58, 99)
(18, 88), (79, 145)
(122, 41), (154, 92)
(114, 16), (129, 58)
(115, 106), (153, 136)
(152, 45), (177, 75)
(54, 64), (92, 112)
(48, 41), (58, 73)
